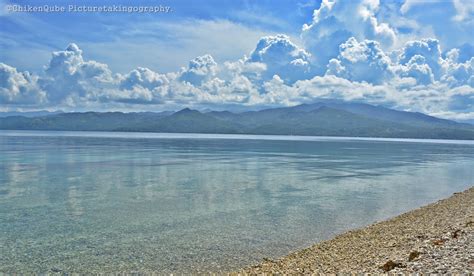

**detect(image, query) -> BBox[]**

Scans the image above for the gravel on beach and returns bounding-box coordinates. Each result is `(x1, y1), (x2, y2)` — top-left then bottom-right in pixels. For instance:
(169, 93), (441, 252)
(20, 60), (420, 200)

(240, 187), (474, 274)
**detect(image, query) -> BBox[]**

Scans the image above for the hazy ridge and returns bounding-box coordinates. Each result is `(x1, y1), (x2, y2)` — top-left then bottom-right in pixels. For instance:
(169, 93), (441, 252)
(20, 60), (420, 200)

(1, 101), (474, 139)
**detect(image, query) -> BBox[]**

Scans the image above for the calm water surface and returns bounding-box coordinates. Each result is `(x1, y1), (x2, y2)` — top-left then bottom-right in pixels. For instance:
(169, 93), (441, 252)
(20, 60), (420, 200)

(1, 130), (473, 273)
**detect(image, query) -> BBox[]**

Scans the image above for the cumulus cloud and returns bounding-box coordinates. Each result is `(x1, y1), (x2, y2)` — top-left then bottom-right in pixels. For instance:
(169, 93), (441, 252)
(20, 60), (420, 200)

(1, 37), (473, 120)
(397, 38), (443, 79)
(1, 0), (473, 122)
(397, 55), (434, 85)
(120, 67), (169, 91)
(246, 34), (311, 83)
(261, 74), (397, 106)
(179, 54), (218, 85)
(222, 59), (267, 83)
(39, 43), (115, 103)
(326, 37), (393, 84)
(442, 57), (474, 87)
(391, 39), (474, 88)
(101, 53), (262, 106)
(260, 74), (474, 119)
(0, 63), (46, 105)
(302, 0), (397, 73)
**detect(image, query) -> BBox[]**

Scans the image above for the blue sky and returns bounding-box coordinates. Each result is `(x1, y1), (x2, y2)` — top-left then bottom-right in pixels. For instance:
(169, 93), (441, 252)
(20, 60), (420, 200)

(1, 0), (473, 122)
(1, 0), (317, 72)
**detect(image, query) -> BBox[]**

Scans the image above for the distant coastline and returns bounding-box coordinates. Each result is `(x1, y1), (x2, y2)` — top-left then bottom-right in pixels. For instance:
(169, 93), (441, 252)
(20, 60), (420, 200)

(2, 130), (474, 145)
(2, 101), (474, 140)
(240, 187), (474, 274)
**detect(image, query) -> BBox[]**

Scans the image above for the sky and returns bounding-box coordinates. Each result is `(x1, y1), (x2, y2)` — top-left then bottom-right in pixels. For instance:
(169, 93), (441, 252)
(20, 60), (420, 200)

(0, 0), (473, 121)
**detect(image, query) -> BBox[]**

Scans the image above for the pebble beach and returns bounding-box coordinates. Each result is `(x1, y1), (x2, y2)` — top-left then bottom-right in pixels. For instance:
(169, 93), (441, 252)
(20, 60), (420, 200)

(240, 186), (474, 274)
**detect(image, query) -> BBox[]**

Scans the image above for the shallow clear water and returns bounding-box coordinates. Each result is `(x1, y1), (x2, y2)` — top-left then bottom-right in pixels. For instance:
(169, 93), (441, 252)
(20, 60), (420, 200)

(1, 130), (473, 273)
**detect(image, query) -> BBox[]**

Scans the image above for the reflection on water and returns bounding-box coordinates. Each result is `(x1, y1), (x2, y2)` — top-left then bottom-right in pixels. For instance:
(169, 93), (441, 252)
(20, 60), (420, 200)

(0, 131), (473, 273)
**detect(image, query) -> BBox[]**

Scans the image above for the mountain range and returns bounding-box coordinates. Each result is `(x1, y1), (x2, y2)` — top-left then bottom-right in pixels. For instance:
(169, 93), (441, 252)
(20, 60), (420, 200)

(1, 101), (474, 139)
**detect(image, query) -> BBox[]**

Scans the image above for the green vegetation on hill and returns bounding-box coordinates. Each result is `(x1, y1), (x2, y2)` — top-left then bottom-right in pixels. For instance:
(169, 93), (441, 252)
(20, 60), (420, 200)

(1, 102), (474, 139)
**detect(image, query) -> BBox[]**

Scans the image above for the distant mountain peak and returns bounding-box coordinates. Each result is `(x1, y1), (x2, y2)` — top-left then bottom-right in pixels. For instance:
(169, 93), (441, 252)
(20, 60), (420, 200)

(175, 108), (198, 115)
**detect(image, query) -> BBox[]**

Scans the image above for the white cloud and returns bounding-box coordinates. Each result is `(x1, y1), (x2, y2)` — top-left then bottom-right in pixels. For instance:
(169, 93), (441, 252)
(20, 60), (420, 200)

(397, 55), (434, 85)
(302, 0), (397, 73)
(39, 43), (115, 103)
(326, 37), (393, 84)
(246, 34), (311, 83)
(400, 0), (474, 22)
(400, 0), (428, 14)
(1, 4), (473, 124)
(85, 19), (274, 74)
(260, 74), (474, 120)
(179, 54), (218, 85)
(397, 38), (443, 78)
(452, 0), (474, 22)
(222, 59), (267, 82)
(397, 0), (473, 50)
(261, 74), (397, 106)
(1, 38), (473, 121)
(120, 67), (169, 91)
(0, 63), (46, 105)
(442, 56), (474, 87)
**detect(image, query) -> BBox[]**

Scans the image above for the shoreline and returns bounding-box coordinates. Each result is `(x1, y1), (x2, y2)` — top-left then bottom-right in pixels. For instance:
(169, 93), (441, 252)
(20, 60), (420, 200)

(239, 186), (474, 274)
(2, 129), (474, 144)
